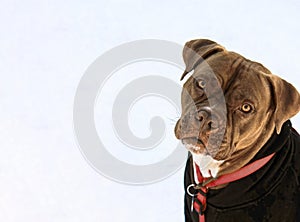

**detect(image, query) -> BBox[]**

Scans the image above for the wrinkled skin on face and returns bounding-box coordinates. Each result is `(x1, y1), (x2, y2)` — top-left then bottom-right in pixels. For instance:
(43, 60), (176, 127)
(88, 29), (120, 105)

(174, 39), (300, 177)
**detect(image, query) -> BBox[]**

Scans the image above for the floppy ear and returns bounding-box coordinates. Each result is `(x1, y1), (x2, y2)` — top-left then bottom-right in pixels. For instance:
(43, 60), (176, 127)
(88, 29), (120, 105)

(267, 74), (300, 134)
(180, 39), (225, 80)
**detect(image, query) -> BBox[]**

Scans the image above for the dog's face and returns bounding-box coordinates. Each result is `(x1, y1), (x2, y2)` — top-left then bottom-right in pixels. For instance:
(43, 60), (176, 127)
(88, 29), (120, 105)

(175, 39), (300, 177)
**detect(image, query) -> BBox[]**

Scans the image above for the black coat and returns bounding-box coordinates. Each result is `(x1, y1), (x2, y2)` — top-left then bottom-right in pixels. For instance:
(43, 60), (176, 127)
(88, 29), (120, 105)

(184, 121), (300, 222)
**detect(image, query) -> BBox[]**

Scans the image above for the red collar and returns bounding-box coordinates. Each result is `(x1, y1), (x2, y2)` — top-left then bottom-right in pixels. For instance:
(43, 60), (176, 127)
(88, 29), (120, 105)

(189, 152), (276, 222)
(195, 152), (276, 188)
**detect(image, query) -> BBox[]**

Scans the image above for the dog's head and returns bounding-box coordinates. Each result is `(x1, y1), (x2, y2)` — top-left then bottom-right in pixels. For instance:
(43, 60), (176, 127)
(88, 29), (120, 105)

(174, 39), (300, 176)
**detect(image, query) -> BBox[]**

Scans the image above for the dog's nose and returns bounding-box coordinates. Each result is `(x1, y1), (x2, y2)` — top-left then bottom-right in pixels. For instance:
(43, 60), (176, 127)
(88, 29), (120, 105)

(196, 108), (218, 132)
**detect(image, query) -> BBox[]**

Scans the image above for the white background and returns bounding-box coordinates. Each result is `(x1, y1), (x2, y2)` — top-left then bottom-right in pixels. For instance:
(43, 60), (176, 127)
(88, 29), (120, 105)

(1, 0), (300, 221)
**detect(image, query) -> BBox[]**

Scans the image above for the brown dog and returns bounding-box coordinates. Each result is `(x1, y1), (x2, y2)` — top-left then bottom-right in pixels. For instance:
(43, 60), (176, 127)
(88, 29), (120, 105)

(175, 39), (300, 221)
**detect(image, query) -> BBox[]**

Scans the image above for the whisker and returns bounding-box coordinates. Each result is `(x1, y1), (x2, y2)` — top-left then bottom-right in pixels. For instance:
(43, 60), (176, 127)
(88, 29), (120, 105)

(166, 116), (180, 122)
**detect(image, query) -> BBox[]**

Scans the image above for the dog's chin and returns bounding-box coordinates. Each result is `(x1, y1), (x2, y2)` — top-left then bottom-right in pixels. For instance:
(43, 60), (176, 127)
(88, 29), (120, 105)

(182, 138), (225, 178)
(183, 141), (207, 155)
(182, 138), (225, 157)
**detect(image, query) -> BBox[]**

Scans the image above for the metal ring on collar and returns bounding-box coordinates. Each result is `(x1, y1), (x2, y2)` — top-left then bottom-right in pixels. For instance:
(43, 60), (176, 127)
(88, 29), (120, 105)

(187, 184), (197, 197)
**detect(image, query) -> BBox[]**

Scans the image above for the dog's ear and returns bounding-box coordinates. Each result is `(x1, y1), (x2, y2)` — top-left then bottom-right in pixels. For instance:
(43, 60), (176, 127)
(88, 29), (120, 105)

(267, 74), (300, 134)
(180, 39), (225, 80)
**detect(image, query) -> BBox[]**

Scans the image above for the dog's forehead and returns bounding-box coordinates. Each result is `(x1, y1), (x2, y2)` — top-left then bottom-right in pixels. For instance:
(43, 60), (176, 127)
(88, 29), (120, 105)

(189, 52), (269, 88)
(182, 51), (271, 104)
(184, 52), (240, 87)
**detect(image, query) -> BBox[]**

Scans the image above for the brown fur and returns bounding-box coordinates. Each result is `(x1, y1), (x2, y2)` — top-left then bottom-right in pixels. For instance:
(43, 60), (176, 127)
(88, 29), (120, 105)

(175, 39), (300, 177)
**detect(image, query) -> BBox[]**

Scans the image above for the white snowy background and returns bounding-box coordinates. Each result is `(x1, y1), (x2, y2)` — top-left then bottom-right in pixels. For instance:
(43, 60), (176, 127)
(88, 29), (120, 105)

(1, 0), (300, 221)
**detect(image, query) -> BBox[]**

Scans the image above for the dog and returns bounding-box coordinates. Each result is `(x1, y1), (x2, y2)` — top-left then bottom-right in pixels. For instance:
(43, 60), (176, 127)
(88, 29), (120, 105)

(174, 39), (300, 222)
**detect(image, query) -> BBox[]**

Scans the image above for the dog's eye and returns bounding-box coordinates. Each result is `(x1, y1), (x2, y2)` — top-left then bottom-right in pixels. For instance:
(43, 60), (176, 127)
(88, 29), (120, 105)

(241, 103), (253, 113)
(198, 80), (206, 89)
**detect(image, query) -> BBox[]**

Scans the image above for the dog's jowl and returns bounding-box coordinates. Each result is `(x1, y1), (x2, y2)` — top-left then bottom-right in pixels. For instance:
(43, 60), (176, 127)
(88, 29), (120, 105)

(174, 39), (300, 222)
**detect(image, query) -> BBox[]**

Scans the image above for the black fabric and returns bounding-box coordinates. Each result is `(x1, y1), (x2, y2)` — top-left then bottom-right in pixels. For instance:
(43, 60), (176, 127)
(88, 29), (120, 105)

(184, 121), (300, 222)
